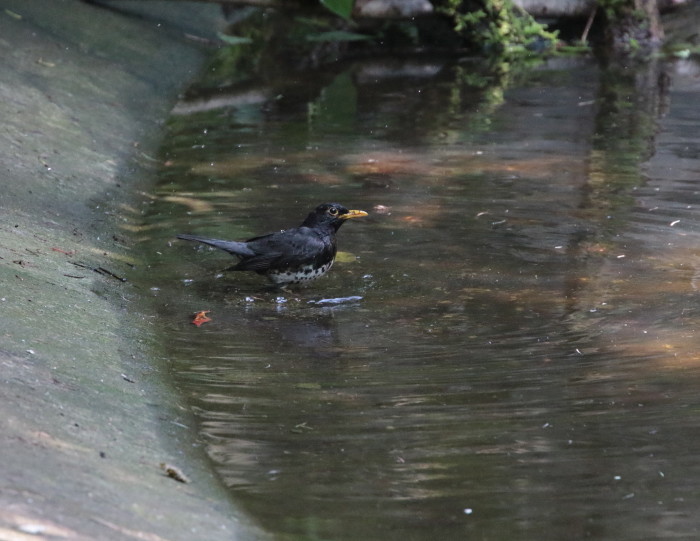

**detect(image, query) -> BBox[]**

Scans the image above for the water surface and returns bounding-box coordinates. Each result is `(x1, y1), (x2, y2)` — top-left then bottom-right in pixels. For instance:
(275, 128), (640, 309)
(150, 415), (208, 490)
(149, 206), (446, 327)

(137, 57), (700, 540)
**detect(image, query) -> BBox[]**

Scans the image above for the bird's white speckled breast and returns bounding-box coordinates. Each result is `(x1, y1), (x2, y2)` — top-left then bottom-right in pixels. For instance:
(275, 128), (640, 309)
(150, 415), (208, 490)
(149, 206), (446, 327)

(267, 260), (335, 285)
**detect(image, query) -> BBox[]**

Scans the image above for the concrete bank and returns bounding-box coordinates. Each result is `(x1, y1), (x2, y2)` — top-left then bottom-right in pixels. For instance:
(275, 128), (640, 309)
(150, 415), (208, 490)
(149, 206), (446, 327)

(0, 1), (263, 539)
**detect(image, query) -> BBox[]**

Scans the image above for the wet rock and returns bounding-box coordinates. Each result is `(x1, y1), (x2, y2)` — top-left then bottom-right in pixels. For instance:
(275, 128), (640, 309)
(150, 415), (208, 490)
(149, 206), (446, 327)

(355, 0), (433, 19)
(514, 0), (688, 18)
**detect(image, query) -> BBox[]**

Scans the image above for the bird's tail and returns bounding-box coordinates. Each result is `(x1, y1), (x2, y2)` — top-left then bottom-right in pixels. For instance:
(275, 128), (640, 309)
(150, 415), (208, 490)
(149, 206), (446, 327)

(176, 234), (255, 257)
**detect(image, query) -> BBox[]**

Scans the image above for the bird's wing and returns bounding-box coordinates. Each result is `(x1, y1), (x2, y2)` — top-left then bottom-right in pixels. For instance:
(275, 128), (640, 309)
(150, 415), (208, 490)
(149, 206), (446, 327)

(231, 252), (283, 272)
(236, 228), (331, 272)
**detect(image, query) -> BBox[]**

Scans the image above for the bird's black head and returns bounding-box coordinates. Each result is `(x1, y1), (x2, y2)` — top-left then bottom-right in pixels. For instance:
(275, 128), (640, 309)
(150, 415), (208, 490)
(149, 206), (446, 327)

(302, 203), (368, 231)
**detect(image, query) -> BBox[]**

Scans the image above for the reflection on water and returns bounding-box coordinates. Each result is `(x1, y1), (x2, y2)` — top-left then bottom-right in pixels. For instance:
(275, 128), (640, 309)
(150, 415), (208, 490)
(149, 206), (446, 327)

(137, 57), (700, 540)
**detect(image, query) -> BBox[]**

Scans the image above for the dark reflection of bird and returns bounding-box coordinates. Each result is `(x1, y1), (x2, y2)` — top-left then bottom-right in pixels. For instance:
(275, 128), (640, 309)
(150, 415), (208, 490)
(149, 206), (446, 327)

(177, 203), (368, 286)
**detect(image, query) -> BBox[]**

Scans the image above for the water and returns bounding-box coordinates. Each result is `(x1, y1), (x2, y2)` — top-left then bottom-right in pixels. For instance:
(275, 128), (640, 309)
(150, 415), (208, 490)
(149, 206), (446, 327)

(136, 56), (700, 540)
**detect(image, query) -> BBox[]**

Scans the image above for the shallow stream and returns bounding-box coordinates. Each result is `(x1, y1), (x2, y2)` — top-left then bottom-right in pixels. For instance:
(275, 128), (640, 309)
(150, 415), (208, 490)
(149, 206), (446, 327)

(137, 55), (700, 540)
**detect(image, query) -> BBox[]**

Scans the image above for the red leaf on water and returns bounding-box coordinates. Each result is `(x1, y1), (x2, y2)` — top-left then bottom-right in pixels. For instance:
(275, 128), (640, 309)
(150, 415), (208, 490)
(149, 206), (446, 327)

(192, 310), (212, 327)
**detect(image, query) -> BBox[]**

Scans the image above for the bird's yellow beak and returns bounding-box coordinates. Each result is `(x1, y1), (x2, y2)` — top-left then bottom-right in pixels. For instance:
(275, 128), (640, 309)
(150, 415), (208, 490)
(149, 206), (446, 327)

(340, 209), (368, 220)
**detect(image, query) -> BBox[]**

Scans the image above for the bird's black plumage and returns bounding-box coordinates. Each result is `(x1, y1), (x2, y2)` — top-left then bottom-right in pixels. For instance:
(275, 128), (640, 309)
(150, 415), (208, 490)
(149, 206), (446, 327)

(177, 203), (367, 285)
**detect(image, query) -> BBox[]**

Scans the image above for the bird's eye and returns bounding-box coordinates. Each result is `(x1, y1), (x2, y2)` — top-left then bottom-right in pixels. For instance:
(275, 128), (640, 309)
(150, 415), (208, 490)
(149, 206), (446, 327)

(328, 207), (339, 216)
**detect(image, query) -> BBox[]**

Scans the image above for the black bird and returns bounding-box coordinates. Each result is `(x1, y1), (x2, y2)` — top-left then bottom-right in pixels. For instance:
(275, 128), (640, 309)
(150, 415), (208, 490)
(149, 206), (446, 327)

(177, 203), (368, 286)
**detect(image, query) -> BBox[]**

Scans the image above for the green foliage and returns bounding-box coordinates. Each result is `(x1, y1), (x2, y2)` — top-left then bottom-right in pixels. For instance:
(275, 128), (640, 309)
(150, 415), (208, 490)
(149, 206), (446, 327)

(437, 0), (559, 55)
(320, 0), (354, 20)
(597, 0), (633, 19)
(216, 32), (253, 45)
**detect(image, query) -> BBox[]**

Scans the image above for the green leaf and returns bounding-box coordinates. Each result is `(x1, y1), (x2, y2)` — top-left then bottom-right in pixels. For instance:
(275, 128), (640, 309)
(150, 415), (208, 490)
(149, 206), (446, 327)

(307, 30), (371, 42)
(216, 32), (253, 45)
(320, 0), (353, 20)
